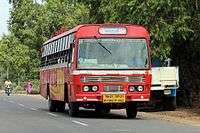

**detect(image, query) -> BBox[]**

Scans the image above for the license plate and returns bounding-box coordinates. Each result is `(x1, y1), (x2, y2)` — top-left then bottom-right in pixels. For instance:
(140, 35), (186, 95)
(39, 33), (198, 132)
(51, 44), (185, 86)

(164, 90), (171, 95)
(103, 94), (125, 103)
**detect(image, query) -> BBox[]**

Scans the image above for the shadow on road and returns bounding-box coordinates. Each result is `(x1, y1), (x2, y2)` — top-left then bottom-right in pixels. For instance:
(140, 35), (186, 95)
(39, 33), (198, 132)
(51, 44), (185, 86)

(64, 109), (143, 120)
(66, 109), (129, 119)
(39, 107), (143, 120)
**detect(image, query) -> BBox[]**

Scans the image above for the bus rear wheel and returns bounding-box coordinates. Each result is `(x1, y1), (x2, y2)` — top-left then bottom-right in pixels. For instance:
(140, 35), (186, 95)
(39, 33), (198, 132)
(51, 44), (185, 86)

(68, 102), (79, 117)
(57, 101), (66, 112)
(48, 96), (57, 112)
(126, 103), (138, 119)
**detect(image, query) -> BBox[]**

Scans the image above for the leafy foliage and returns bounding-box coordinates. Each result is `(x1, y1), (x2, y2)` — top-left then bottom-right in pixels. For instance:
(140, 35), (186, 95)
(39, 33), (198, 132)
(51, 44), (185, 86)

(1, 0), (90, 90)
(0, 34), (40, 85)
(100, 0), (194, 60)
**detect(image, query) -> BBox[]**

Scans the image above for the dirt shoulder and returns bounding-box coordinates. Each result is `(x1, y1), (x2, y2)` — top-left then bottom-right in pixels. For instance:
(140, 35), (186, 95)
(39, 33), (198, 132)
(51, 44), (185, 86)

(142, 108), (200, 126)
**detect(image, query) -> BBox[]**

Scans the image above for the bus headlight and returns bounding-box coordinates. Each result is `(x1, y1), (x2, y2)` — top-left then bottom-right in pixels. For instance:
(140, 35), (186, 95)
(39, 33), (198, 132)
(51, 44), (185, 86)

(137, 86), (144, 92)
(129, 85), (144, 92)
(92, 86), (98, 92)
(83, 86), (90, 92)
(129, 86), (136, 92)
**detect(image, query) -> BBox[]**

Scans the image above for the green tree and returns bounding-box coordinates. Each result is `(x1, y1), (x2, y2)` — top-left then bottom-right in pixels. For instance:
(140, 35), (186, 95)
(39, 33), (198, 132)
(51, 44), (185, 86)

(100, 0), (193, 60)
(9, 0), (45, 50)
(41, 0), (90, 37)
(76, 0), (104, 23)
(9, 0), (90, 48)
(6, 0), (90, 87)
(0, 34), (40, 85)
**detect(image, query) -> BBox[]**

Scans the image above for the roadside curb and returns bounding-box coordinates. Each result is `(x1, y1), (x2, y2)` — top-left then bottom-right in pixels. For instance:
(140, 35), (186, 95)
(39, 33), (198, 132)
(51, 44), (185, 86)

(13, 90), (39, 95)
(0, 90), (39, 95)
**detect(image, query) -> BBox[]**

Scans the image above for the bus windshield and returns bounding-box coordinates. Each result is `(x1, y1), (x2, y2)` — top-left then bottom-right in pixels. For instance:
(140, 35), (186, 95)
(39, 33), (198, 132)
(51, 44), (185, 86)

(77, 38), (149, 69)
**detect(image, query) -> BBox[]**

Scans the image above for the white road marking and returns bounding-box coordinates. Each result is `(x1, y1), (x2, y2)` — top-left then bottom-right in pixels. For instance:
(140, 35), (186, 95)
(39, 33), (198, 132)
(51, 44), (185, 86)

(72, 120), (88, 127)
(47, 112), (57, 117)
(30, 108), (38, 111)
(18, 103), (25, 107)
(8, 100), (14, 103)
(113, 129), (129, 132)
(9, 100), (14, 103)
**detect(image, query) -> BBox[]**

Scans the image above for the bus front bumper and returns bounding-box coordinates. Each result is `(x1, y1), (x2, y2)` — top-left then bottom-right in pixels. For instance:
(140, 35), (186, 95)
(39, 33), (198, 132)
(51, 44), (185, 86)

(75, 93), (150, 102)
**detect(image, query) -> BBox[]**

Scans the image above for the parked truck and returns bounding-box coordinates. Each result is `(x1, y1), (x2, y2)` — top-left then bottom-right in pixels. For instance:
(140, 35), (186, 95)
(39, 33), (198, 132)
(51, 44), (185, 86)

(151, 59), (179, 111)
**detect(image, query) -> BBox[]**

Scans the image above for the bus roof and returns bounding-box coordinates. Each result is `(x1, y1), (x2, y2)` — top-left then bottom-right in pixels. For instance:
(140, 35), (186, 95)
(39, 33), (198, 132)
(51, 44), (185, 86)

(43, 24), (149, 45)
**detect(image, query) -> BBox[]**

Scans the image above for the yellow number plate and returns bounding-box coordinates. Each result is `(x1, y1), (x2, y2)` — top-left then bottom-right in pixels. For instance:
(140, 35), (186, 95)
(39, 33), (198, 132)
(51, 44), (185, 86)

(103, 94), (125, 103)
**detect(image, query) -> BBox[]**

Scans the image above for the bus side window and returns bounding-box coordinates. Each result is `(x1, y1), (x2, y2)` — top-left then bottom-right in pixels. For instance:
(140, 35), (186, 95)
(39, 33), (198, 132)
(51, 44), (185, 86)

(52, 52), (56, 65)
(68, 50), (70, 64)
(55, 52), (60, 64)
(41, 57), (45, 67)
(69, 34), (74, 63)
(68, 42), (74, 64)
(61, 50), (65, 63)
(65, 50), (68, 63)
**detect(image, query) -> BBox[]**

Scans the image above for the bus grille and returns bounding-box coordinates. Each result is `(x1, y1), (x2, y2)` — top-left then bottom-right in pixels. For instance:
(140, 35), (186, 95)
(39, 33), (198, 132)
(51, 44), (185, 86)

(81, 76), (144, 82)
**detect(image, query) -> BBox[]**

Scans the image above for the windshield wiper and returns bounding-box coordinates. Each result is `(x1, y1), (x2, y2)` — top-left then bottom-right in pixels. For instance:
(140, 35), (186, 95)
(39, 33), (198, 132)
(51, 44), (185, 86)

(94, 36), (112, 55)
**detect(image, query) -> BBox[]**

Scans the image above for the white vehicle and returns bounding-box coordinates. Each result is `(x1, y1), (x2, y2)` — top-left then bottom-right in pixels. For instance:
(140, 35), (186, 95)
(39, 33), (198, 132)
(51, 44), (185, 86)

(151, 65), (179, 111)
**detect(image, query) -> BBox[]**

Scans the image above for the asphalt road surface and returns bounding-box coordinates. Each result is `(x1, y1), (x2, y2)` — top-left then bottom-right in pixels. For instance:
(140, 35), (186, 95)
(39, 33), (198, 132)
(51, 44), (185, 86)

(0, 94), (200, 133)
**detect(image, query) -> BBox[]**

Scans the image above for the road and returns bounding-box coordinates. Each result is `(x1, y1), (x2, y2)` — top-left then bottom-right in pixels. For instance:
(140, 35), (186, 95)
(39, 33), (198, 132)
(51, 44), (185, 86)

(0, 94), (199, 133)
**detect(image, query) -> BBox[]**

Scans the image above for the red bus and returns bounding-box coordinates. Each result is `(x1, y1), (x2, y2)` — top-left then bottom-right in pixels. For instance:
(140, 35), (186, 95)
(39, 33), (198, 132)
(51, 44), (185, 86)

(40, 24), (151, 118)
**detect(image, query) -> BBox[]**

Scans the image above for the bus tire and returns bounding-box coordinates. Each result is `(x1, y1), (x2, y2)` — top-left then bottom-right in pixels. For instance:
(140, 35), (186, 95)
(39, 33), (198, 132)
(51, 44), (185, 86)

(126, 103), (137, 119)
(57, 101), (66, 112)
(68, 102), (79, 117)
(103, 108), (111, 114)
(48, 96), (57, 112)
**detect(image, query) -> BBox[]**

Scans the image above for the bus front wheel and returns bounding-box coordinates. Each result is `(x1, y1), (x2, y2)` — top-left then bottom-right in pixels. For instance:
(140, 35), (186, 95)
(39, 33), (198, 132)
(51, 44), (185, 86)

(126, 103), (138, 119)
(68, 102), (79, 117)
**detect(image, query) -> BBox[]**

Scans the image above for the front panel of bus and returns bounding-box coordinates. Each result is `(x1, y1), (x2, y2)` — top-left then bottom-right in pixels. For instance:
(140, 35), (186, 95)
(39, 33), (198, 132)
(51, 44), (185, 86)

(69, 25), (151, 105)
